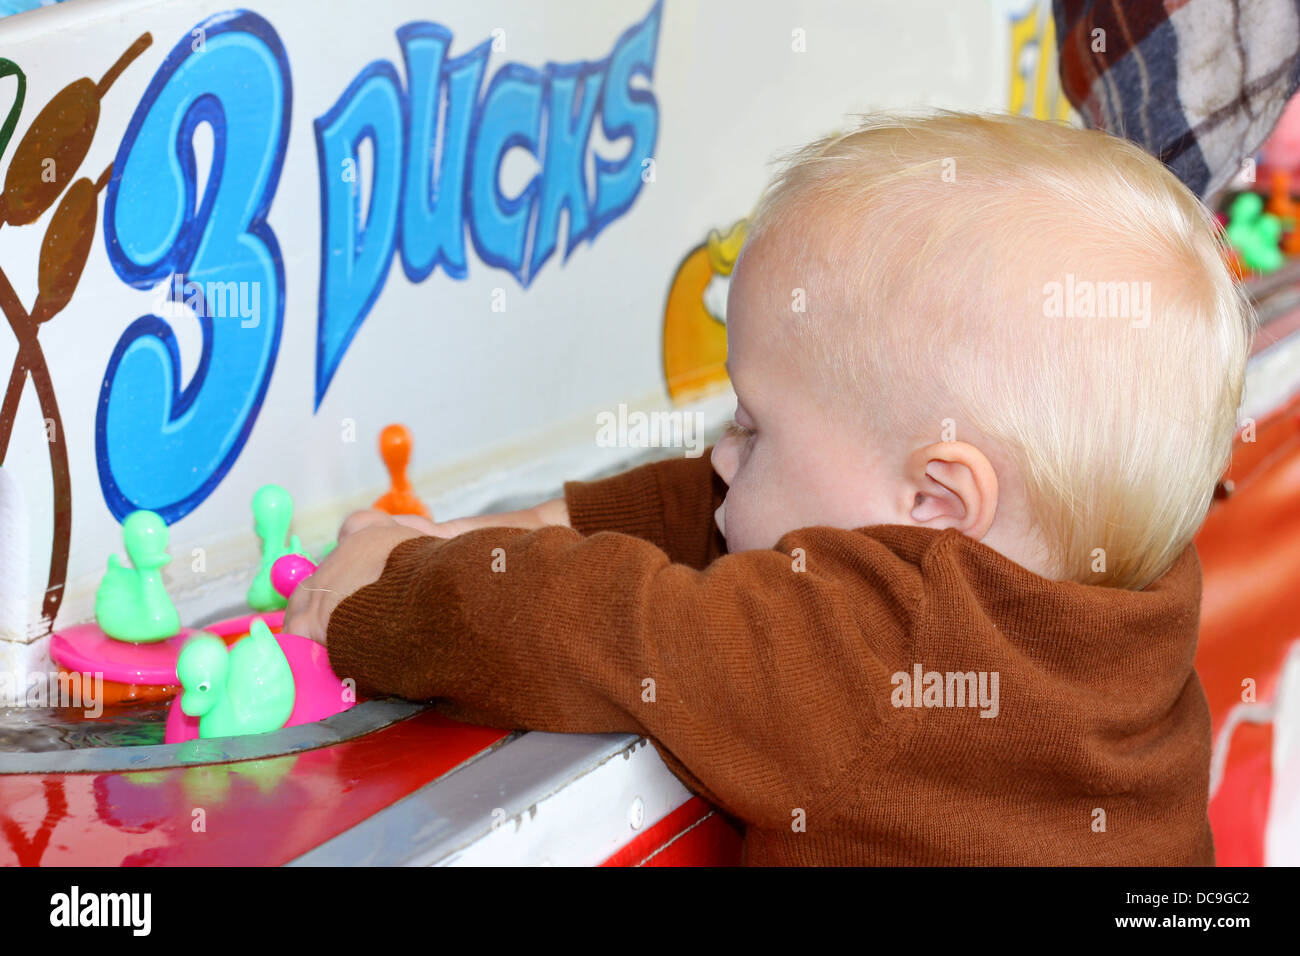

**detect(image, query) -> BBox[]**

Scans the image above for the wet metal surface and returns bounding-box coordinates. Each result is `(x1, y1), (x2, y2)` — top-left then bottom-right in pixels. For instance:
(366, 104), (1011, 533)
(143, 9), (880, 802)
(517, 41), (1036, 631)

(0, 700), (169, 752)
(0, 698), (426, 773)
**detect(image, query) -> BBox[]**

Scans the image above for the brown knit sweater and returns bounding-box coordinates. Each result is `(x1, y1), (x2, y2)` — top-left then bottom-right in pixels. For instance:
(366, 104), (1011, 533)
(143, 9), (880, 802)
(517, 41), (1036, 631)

(326, 450), (1215, 866)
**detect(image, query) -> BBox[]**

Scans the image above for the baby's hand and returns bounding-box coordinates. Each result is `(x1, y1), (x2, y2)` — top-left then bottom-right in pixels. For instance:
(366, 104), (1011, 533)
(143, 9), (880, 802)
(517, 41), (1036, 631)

(343, 496), (572, 541)
(339, 497), (569, 541)
(282, 516), (426, 645)
(339, 508), (441, 537)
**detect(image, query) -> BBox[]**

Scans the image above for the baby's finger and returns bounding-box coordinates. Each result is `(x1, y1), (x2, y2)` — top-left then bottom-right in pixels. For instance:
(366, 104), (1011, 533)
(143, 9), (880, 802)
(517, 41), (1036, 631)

(280, 592), (311, 642)
(389, 513), (439, 535)
(339, 509), (396, 540)
(283, 605), (325, 645)
(423, 516), (483, 538)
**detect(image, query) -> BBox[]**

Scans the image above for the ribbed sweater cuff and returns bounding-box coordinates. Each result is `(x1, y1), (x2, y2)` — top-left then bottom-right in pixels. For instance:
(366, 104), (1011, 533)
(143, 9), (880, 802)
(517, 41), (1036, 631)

(563, 465), (666, 549)
(325, 535), (444, 697)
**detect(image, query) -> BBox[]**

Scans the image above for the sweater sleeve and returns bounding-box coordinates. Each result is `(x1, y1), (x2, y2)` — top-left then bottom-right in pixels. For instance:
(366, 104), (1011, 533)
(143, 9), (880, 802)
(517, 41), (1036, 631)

(324, 524), (915, 827)
(563, 448), (727, 569)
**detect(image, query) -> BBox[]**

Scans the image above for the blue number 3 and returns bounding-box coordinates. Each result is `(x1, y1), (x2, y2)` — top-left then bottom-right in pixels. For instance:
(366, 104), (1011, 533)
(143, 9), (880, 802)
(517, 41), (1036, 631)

(98, 10), (291, 522)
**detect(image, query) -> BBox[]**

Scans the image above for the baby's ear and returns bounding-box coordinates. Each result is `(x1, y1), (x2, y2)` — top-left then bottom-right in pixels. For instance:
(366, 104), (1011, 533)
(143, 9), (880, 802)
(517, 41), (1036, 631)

(906, 443), (998, 538)
(911, 461), (970, 523)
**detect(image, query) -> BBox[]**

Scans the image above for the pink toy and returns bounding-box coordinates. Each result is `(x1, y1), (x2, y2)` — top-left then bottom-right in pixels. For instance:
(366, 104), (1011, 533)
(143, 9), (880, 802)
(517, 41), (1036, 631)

(49, 614), (280, 704)
(270, 552), (315, 597)
(51, 625), (198, 686)
(1263, 92), (1300, 175)
(164, 554), (354, 743)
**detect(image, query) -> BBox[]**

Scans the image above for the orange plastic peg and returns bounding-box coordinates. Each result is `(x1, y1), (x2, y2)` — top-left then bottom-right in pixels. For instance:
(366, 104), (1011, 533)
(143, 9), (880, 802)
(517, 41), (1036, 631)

(1270, 169), (1300, 256)
(373, 424), (429, 517)
(1268, 168), (1297, 220)
(1224, 244), (1249, 281)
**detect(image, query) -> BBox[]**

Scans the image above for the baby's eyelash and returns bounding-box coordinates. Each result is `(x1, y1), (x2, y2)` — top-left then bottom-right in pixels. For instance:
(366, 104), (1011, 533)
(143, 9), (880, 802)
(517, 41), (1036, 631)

(725, 419), (754, 439)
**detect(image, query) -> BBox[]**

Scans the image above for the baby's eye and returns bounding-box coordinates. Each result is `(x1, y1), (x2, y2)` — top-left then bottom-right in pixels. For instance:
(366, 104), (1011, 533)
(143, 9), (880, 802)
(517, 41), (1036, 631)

(724, 419), (754, 440)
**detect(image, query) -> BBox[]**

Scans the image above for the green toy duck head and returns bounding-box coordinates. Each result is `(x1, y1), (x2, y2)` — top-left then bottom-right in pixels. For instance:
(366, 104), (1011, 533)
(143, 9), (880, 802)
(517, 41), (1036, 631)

(123, 510), (171, 570)
(253, 484), (293, 543)
(96, 508), (180, 643)
(1231, 190), (1265, 221)
(177, 633), (229, 718)
(1227, 190), (1286, 273)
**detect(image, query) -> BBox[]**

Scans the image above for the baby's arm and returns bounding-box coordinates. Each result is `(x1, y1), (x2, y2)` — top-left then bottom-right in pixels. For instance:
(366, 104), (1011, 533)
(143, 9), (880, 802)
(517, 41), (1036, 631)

(351, 448), (726, 568)
(323, 522), (911, 828)
(342, 498), (571, 539)
(563, 447), (726, 569)
(285, 451), (724, 648)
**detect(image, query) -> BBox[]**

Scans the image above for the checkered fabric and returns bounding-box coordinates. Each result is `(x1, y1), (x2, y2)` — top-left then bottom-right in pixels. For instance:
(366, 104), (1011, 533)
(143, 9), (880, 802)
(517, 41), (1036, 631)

(1055, 0), (1300, 199)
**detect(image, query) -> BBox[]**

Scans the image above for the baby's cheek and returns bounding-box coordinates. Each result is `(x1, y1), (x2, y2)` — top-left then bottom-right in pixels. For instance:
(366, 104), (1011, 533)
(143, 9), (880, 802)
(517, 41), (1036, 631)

(717, 490), (748, 551)
(720, 490), (777, 552)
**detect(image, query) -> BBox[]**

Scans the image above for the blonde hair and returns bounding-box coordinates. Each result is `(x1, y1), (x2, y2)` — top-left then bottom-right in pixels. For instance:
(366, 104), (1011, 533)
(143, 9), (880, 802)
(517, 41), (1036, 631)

(746, 112), (1255, 590)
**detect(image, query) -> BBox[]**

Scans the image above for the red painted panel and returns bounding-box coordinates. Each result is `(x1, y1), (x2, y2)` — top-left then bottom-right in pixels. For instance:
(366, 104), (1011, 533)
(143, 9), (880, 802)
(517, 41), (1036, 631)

(600, 796), (742, 866)
(0, 711), (507, 866)
(1196, 404), (1300, 734)
(1207, 721), (1272, 868)
(640, 811), (742, 866)
(1195, 393), (1300, 865)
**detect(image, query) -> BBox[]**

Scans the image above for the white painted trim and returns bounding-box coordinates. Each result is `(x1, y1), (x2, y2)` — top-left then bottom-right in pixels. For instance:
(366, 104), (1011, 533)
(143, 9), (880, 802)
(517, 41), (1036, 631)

(0, 467), (30, 644)
(1266, 641), (1300, 866)
(288, 731), (695, 867)
(439, 736), (693, 867)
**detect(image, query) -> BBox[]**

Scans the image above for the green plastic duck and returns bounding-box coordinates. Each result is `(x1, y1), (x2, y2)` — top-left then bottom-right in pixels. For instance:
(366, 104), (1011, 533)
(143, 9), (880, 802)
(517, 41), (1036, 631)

(95, 510), (181, 643)
(246, 484), (310, 612)
(177, 620), (296, 739)
(1226, 192), (1286, 273)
